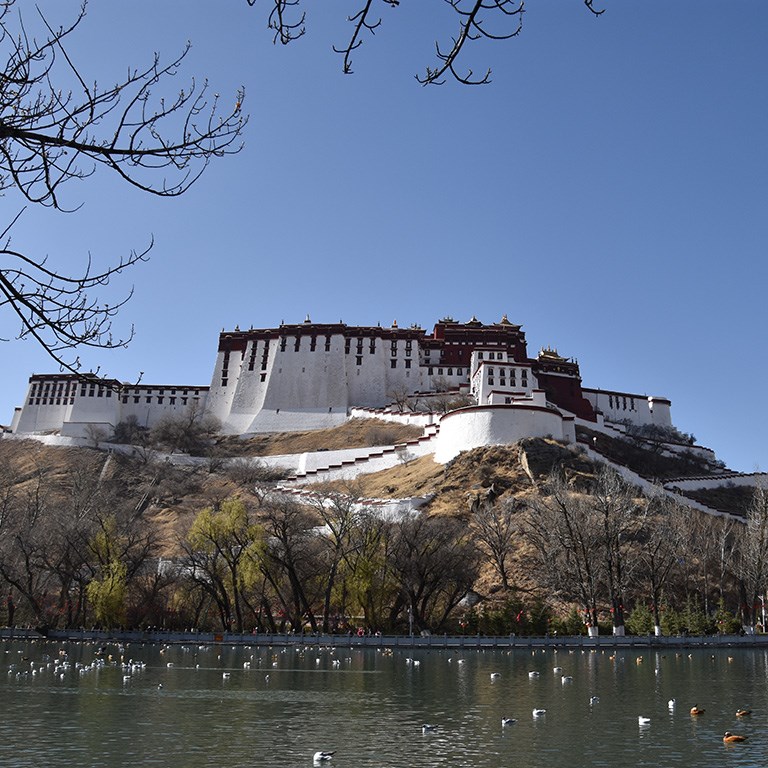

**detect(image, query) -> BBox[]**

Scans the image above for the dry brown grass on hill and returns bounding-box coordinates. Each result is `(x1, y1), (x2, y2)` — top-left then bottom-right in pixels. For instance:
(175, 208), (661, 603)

(307, 438), (593, 516)
(214, 418), (424, 456)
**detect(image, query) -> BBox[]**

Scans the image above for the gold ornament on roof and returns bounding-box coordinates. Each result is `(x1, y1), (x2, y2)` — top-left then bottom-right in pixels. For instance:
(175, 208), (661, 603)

(539, 346), (566, 361)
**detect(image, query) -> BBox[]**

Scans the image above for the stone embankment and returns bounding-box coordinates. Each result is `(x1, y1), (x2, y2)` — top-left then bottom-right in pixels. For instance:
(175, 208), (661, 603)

(3, 627), (768, 651)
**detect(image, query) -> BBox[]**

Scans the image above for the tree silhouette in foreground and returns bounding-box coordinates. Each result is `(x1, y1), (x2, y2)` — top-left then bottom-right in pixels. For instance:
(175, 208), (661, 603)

(247, 0), (605, 85)
(0, 1), (245, 373)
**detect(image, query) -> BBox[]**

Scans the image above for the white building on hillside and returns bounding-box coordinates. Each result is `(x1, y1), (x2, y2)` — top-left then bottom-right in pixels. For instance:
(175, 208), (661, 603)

(8, 316), (673, 454)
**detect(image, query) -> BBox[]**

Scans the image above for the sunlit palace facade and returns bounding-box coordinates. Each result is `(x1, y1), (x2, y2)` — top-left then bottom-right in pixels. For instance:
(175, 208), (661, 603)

(9, 316), (671, 443)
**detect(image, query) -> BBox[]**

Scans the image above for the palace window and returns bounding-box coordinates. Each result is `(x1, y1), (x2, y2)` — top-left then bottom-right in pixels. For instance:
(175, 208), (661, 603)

(310, 336), (317, 351)
(428, 367), (433, 375)
(325, 335), (332, 351)
(294, 337), (301, 352)
(356, 356), (363, 366)
(345, 339), (351, 354)
(405, 360), (411, 369)
(390, 360), (397, 369)
(157, 396), (164, 404)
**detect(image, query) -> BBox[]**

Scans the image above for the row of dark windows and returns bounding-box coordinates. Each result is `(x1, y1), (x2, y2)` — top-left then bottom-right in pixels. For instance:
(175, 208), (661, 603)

(282, 335), (334, 353)
(29, 397), (76, 406)
(121, 395), (192, 406)
(609, 395), (635, 411)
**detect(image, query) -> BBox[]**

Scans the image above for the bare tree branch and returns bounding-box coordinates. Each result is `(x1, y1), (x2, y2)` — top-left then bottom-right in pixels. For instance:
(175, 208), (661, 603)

(0, 210), (149, 375)
(417, 0), (524, 86)
(0, 1), (246, 372)
(246, 1), (607, 86)
(0, 2), (246, 209)
(333, 0), (400, 76)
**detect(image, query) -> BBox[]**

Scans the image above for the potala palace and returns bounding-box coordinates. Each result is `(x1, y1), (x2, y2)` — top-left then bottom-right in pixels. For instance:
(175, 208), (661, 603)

(7, 315), (676, 464)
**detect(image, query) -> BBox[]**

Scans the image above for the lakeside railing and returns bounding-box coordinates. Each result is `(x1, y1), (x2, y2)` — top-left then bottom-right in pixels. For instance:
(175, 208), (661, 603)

(4, 627), (768, 650)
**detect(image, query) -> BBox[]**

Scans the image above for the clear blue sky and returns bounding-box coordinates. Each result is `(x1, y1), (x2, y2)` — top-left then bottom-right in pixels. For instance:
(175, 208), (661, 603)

(2, 2), (766, 472)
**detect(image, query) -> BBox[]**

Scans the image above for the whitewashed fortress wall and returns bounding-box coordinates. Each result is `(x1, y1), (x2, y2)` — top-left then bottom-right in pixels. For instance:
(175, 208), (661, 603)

(8, 317), (674, 447)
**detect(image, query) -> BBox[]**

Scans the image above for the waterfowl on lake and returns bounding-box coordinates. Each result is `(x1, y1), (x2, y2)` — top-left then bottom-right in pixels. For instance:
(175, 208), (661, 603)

(690, 706), (705, 716)
(561, 675), (573, 684)
(589, 696), (600, 706)
(723, 732), (747, 743)
(422, 724), (438, 733)
(490, 672), (501, 680)
(528, 671), (540, 679)
(313, 751), (335, 762)
(532, 708), (546, 718)
(638, 716), (651, 725)
(668, 698), (676, 711)
(735, 709), (752, 717)
(501, 718), (517, 727)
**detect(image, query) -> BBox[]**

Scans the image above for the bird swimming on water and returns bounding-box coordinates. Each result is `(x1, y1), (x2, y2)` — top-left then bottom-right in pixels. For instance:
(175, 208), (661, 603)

(723, 732), (747, 743)
(313, 751), (335, 763)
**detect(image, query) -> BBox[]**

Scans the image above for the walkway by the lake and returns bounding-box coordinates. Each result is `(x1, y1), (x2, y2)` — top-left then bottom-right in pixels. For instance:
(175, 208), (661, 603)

(3, 626), (768, 650)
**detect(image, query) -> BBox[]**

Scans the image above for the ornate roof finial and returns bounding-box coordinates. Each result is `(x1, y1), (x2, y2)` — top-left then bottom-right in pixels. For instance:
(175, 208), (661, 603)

(392, 319), (398, 328)
(304, 314), (311, 323)
(500, 313), (510, 325)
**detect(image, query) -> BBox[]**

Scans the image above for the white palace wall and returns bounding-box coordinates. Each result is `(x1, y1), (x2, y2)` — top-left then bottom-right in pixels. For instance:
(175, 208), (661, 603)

(433, 404), (576, 463)
(206, 329), (461, 435)
(582, 388), (672, 428)
(8, 319), (680, 468)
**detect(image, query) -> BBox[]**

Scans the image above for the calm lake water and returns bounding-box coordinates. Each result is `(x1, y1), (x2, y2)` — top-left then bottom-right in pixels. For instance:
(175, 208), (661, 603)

(2, 639), (767, 768)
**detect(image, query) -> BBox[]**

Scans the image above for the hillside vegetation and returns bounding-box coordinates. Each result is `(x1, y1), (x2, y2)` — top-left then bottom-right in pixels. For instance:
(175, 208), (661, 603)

(0, 424), (763, 638)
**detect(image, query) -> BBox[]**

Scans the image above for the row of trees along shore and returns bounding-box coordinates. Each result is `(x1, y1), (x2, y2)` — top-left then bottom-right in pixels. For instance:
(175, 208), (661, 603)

(1, 441), (767, 636)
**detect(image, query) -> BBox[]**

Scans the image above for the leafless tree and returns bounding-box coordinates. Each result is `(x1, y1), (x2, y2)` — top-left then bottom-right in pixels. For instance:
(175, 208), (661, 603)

(731, 486), (768, 633)
(589, 468), (640, 635)
(635, 489), (688, 635)
(472, 496), (523, 590)
(305, 484), (368, 632)
(257, 493), (323, 632)
(0, 1), (245, 372)
(390, 513), (479, 633)
(247, 0), (605, 85)
(387, 384), (411, 413)
(523, 470), (602, 634)
(149, 401), (221, 454)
